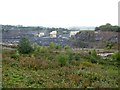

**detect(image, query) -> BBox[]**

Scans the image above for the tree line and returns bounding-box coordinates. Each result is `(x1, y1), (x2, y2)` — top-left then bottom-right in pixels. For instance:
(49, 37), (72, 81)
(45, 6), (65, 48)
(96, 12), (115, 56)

(95, 23), (120, 32)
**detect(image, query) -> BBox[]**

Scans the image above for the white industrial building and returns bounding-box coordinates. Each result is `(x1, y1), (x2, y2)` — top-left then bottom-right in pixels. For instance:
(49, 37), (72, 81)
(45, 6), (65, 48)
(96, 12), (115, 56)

(36, 32), (45, 37)
(70, 31), (79, 37)
(50, 31), (57, 38)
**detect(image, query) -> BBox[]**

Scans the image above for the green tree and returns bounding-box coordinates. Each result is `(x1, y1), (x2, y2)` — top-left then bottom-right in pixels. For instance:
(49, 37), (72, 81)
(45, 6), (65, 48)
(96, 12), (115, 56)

(18, 37), (33, 54)
(99, 23), (112, 31)
(95, 23), (120, 32)
(95, 27), (100, 31)
(57, 53), (69, 67)
(111, 26), (120, 32)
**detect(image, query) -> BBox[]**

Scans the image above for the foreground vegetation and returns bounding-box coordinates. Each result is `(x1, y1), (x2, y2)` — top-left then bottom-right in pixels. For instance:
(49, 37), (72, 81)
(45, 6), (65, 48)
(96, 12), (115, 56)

(2, 38), (120, 88)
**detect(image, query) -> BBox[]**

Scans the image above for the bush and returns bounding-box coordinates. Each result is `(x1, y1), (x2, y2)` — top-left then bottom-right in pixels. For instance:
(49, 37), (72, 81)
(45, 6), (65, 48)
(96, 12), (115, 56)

(55, 43), (62, 50)
(32, 43), (40, 50)
(90, 49), (98, 63)
(74, 54), (80, 61)
(33, 45), (49, 59)
(68, 53), (73, 63)
(56, 53), (69, 67)
(40, 46), (48, 53)
(11, 50), (20, 60)
(49, 42), (54, 49)
(64, 45), (70, 50)
(18, 37), (33, 54)
(81, 61), (96, 67)
(66, 49), (74, 63)
(112, 51), (120, 61)
(31, 44), (43, 58)
(106, 42), (114, 49)
(91, 49), (97, 57)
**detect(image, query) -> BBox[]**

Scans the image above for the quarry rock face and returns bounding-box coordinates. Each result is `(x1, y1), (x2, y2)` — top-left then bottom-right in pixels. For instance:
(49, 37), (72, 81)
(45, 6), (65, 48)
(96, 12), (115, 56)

(2, 25), (119, 49)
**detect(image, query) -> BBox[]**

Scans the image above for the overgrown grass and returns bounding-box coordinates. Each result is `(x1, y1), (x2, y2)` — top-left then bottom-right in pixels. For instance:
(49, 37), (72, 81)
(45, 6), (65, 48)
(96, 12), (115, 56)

(2, 46), (119, 88)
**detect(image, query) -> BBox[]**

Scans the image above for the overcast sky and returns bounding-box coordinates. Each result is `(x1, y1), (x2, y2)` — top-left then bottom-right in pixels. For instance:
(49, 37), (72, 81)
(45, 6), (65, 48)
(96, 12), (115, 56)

(0, 0), (119, 28)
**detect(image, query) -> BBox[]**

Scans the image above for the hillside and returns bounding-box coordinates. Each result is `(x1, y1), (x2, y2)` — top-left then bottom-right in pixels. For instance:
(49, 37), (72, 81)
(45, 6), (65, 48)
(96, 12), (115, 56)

(70, 31), (119, 49)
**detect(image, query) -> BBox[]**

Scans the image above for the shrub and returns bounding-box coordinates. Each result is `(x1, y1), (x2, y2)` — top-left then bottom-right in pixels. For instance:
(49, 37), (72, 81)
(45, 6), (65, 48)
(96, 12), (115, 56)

(75, 54), (80, 61)
(91, 49), (97, 57)
(81, 61), (96, 67)
(66, 49), (74, 63)
(56, 53), (69, 67)
(18, 37), (33, 54)
(112, 51), (120, 61)
(49, 42), (54, 49)
(90, 56), (97, 63)
(68, 53), (73, 63)
(70, 60), (80, 66)
(11, 50), (20, 60)
(40, 46), (48, 53)
(64, 45), (70, 50)
(32, 43), (40, 50)
(106, 42), (114, 49)
(55, 43), (62, 50)
(90, 49), (98, 63)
